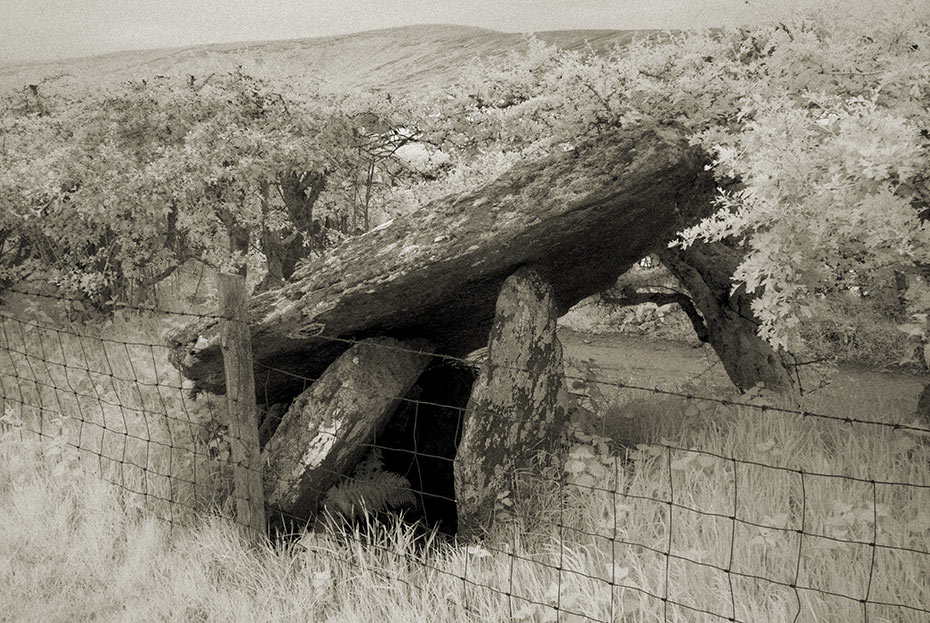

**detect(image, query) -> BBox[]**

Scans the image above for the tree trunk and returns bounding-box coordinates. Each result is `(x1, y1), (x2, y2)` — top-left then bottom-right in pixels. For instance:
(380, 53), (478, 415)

(916, 381), (930, 428)
(893, 270), (910, 316)
(256, 171), (327, 293)
(658, 241), (794, 392)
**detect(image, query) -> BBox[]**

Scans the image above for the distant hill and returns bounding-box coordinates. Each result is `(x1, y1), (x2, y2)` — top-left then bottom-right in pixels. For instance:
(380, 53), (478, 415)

(0, 24), (664, 94)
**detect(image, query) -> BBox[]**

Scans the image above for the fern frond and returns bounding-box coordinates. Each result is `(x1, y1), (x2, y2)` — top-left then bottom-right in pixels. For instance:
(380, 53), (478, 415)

(323, 469), (416, 520)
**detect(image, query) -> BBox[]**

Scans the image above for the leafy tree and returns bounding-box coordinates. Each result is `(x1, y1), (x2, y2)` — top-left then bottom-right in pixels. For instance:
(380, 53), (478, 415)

(0, 61), (515, 307)
(0, 72), (367, 305)
(423, 3), (930, 391)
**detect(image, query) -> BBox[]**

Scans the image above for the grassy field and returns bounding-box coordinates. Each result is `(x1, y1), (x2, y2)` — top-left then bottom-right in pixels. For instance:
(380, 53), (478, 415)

(2, 297), (929, 622)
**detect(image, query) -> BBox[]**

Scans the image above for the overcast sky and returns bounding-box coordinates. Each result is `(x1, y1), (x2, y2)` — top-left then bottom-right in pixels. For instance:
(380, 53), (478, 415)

(1, 0), (824, 65)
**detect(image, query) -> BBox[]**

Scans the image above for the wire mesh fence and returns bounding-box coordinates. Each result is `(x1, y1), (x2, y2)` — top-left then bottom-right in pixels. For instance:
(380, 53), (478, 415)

(1, 288), (929, 623)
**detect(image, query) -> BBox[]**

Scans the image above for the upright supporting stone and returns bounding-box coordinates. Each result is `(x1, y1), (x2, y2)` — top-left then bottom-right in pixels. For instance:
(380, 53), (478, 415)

(262, 337), (432, 521)
(454, 267), (569, 538)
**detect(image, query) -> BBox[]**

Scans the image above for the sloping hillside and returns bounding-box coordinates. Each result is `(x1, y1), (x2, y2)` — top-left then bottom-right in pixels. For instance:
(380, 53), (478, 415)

(0, 24), (661, 93)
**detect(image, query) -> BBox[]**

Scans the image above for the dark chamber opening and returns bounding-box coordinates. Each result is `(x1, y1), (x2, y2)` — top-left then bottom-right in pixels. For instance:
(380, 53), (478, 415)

(378, 362), (475, 536)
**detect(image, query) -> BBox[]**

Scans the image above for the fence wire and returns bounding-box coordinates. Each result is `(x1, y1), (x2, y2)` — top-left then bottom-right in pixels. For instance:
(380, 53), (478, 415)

(1, 294), (929, 623)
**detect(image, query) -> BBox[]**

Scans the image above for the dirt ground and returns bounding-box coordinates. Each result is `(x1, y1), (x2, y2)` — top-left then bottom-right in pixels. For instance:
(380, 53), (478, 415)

(558, 328), (928, 424)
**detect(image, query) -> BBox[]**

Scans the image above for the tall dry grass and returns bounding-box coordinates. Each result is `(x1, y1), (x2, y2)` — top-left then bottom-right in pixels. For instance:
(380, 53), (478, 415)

(2, 380), (928, 622)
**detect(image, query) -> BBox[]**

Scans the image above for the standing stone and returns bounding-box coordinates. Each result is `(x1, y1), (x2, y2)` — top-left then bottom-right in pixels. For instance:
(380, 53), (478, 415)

(454, 267), (569, 537)
(262, 337), (432, 521)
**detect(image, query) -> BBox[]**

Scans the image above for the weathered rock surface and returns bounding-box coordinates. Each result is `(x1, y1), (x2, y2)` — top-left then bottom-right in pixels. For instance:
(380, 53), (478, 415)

(168, 124), (715, 401)
(261, 337), (432, 520)
(454, 267), (569, 537)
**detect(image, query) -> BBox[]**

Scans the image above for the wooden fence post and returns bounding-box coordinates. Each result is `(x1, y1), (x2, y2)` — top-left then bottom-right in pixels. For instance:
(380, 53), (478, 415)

(217, 272), (266, 538)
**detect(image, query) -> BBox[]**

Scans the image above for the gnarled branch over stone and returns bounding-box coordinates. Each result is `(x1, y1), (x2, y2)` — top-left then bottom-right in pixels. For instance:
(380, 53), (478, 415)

(601, 285), (710, 343)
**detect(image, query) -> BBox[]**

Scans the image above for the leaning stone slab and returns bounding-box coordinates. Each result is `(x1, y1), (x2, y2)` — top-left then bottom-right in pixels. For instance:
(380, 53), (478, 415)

(261, 337), (432, 520)
(454, 267), (569, 537)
